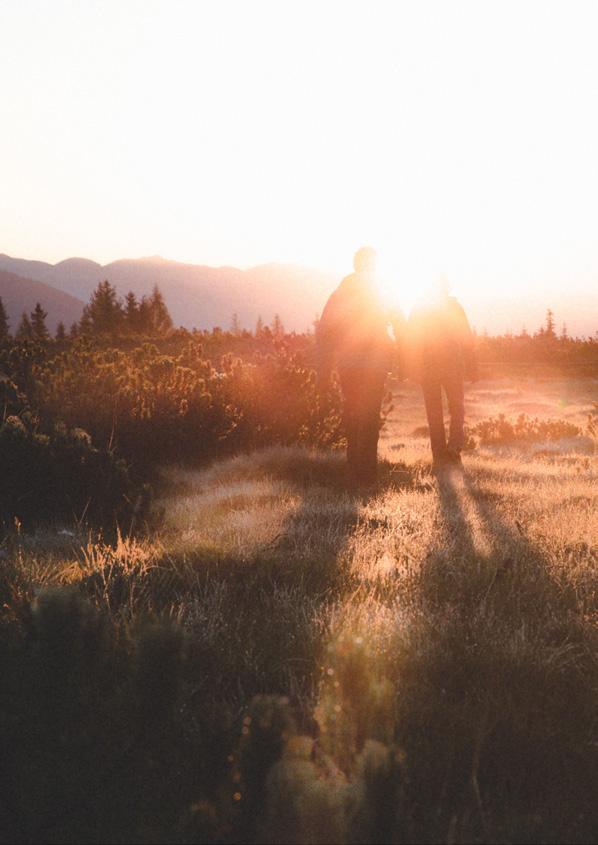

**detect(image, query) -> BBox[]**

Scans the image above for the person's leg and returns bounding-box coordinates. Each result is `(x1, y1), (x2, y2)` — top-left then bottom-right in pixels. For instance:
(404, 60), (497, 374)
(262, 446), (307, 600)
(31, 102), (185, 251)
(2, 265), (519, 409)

(358, 370), (386, 486)
(421, 378), (447, 463)
(445, 374), (465, 454)
(338, 368), (360, 482)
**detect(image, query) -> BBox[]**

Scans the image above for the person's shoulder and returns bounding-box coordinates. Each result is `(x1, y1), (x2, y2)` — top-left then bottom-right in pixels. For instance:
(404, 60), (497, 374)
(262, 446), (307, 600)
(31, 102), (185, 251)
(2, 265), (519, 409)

(321, 276), (351, 316)
(339, 273), (357, 289)
(408, 301), (431, 320)
(446, 296), (467, 315)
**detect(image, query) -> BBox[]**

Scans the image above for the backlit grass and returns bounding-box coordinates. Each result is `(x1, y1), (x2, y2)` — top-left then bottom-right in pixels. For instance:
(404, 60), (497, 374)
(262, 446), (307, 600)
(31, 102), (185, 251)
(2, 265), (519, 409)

(1, 375), (597, 843)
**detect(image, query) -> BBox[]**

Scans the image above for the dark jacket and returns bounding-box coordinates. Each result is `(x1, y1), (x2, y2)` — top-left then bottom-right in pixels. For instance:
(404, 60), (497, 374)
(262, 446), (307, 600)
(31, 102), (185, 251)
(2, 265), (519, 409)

(406, 296), (477, 382)
(316, 272), (401, 375)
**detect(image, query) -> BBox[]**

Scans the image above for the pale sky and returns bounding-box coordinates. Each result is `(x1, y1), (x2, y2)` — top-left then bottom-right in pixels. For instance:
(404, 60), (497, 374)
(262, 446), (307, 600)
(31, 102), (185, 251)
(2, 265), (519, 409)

(2, 0), (598, 310)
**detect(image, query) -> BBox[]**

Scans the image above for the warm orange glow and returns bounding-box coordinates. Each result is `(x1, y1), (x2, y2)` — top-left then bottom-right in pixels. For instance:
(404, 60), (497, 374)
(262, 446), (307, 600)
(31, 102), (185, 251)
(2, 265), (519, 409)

(2, 1), (598, 331)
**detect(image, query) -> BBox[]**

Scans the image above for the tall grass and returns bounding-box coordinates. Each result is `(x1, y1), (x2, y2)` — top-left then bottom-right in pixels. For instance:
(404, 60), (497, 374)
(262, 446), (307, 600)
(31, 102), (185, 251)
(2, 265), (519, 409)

(0, 377), (597, 842)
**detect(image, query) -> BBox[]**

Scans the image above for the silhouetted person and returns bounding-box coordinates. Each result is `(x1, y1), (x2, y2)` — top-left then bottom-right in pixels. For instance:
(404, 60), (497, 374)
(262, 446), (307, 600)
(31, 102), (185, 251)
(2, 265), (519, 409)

(317, 247), (403, 488)
(407, 277), (477, 468)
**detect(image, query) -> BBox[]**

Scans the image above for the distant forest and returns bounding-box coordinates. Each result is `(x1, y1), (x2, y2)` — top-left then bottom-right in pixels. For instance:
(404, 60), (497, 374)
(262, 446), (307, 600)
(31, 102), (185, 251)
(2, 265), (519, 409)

(474, 308), (598, 367)
(0, 281), (596, 367)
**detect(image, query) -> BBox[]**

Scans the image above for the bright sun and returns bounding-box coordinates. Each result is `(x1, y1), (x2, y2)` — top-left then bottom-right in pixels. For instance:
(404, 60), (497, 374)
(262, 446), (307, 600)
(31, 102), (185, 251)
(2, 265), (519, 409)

(375, 252), (441, 316)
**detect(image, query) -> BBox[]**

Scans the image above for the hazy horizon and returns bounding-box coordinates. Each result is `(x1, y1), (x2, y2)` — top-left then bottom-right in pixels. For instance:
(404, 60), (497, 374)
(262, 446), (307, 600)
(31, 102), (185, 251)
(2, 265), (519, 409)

(1, 245), (596, 338)
(2, 0), (598, 323)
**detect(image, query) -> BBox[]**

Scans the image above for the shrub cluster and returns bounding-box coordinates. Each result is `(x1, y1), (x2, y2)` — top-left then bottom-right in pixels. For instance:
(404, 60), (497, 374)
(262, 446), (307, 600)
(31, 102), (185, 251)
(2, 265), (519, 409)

(0, 415), (135, 525)
(470, 412), (581, 445)
(31, 337), (343, 463)
(0, 335), (343, 526)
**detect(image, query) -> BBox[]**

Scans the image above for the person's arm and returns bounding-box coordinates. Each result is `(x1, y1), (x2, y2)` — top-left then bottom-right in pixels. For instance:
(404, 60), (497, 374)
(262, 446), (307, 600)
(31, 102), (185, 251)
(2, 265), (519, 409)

(315, 292), (339, 394)
(389, 307), (407, 378)
(404, 309), (426, 382)
(453, 302), (478, 381)
(389, 307), (406, 340)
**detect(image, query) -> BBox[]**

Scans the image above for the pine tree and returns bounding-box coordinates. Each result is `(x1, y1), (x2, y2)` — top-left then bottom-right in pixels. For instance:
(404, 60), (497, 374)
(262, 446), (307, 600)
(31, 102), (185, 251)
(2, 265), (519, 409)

(0, 296), (9, 341)
(124, 291), (139, 333)
(545, 308), (556, 339)
(86, 280), (123, 334)
(55, 321), (66, 341)
(255, 315), (264, 337)
(148, 285), (173, 335)
(30, 302), (49, 340)
(69, 321), (80, 338)
(137, 296), (152, 334)
(271, 314), (284, 337)
(16, 312), (33, 340)
(230, 312), (241, 335)
(78, 306), (92, 335)
(561, 322), (568, 341)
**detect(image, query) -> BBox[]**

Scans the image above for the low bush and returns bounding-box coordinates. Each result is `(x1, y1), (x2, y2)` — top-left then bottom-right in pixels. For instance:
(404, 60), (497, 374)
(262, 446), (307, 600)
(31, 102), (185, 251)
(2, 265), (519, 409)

(0, 415), (138, 527)
(0, 336), (344, 526)
(6, 337), (343, 466)
(471, 412), (581, 445)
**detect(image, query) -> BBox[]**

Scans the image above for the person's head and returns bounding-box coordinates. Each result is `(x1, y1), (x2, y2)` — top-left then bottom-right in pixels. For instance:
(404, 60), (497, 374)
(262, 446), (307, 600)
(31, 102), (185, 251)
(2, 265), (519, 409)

(353, 245), (377, 275)
(430, 273), (450, 301)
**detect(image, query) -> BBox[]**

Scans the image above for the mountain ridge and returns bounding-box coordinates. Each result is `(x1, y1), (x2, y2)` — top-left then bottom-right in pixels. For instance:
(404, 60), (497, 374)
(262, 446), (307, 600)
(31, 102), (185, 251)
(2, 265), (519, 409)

(0, 268), (85, 332)
(0, 252), (596, 337)
(0, 253), (334, 331)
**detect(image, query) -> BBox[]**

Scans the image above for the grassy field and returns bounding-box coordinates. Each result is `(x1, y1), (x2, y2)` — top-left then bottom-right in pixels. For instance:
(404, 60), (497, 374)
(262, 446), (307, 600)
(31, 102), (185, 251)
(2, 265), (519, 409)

(2, 373), (598, 843)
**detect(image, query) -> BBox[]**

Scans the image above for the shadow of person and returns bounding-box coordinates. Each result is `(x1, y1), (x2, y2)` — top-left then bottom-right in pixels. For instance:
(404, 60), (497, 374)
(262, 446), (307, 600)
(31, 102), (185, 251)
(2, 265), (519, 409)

(406, 464), (598, 842)
(377, 457), (436, 495)
(434, 465), (479, 560)
(458, 467), (585, 625)
(252, 452), (427, 729)
(430, 463), (563, 612)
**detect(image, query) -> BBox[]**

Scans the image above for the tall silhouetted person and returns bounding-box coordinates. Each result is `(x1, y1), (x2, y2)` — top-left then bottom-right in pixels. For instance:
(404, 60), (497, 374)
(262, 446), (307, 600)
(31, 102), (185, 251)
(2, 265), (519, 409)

(407, 276), (477, 468)
(317, 247), (403, 488)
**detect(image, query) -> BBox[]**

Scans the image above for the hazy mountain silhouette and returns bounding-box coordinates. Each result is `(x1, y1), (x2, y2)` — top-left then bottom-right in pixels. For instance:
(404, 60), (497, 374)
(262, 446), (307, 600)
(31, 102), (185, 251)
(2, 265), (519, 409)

(0, 253), (334, 331)
(0, 252), (595, 336)
(0, 268), (85, 332)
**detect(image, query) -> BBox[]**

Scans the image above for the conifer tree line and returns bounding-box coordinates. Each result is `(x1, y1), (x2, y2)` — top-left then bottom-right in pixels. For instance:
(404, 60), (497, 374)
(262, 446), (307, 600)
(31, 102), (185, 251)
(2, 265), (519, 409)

(0, 289), (596, 348)
(0, 279), (293, 343)
(74, 280), (173, 336)
(0, 296), (10, 341)
(0, 281), (174, 340)
(232, 312), (285, 337)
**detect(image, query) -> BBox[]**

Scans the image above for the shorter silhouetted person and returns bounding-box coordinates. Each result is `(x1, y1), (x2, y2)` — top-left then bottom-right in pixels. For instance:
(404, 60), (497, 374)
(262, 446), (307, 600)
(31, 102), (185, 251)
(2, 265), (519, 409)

(317, 247), (403, 488)
(407, 277), (477, 468)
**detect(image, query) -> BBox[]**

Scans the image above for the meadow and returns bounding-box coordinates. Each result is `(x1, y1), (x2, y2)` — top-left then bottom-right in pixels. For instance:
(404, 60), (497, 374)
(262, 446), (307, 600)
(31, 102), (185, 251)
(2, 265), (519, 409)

(1, 365), (597, 844)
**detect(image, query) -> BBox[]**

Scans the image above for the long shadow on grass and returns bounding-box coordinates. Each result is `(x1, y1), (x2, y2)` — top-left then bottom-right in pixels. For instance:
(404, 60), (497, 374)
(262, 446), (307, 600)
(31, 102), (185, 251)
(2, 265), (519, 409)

(151, 454), (422, 746)
(402, 465), (598, 843)
(256, 456), (424, 710)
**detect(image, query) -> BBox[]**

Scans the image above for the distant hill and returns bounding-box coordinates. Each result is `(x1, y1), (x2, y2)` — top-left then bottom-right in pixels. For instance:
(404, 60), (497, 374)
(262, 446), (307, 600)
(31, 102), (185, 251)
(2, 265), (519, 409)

(0, 269), (85, 333)
(0, 252), (596, 336)
(0, 253), (335, 332)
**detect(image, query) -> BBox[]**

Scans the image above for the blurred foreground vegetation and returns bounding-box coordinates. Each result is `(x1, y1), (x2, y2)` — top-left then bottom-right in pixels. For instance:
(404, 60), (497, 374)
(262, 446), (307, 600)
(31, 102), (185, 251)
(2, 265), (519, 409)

(1, 437), (597, 844)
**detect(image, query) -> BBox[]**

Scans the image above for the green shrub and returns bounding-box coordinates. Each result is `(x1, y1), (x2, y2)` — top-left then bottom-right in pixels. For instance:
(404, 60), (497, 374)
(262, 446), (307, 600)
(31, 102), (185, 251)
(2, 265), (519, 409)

(471, 413), (581, 445)
(0, 334), (344, 527)
(2, 336), (343, 479)
(0, 415), (136, 526)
